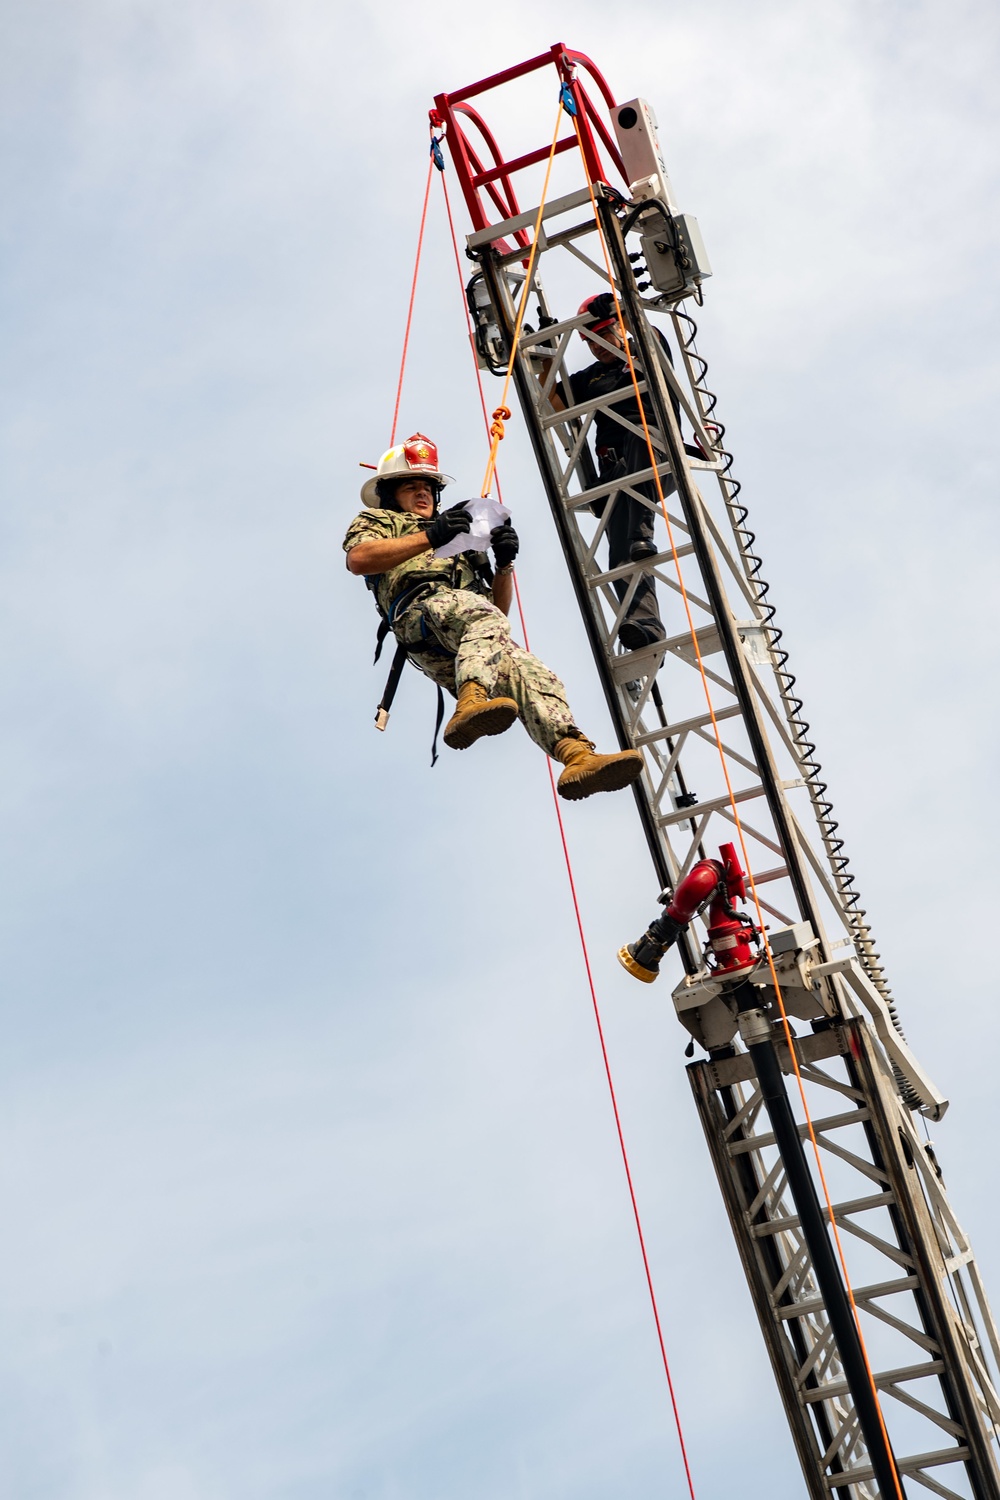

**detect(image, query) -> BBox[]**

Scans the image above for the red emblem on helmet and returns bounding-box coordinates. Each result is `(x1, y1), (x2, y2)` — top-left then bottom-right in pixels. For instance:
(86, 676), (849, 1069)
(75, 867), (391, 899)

(403, 433), (438, 472)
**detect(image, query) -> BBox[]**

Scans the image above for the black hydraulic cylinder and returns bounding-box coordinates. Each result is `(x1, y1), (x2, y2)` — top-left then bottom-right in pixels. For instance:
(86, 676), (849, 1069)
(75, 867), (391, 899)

(739, 998), (906, 1499)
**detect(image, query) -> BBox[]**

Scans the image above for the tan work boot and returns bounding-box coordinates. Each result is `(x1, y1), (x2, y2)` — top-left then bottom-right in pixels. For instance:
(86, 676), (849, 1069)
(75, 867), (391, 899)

(554, 735), (644, 801)
(443, 681), (519, 751)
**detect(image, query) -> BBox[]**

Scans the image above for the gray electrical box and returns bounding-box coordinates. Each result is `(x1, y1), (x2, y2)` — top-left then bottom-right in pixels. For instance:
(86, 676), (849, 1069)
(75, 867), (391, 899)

(675, 214), (712, 280)
(768, 922), (817, 956)
(639, 212), (712, 302)
(639, 228), (684, 297)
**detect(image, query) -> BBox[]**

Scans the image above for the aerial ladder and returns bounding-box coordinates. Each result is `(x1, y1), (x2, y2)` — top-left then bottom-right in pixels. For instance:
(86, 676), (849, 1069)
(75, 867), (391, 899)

(430, 43), (1000, 1500)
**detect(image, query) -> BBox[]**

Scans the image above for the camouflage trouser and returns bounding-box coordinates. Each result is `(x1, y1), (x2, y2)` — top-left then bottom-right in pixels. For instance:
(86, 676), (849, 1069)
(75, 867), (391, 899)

(395, 587), (579, 757)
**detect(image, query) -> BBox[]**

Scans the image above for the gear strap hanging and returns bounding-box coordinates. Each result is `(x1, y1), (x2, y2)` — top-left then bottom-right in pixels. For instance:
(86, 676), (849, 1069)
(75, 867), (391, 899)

(374, 646), (445, 769)
(430, 685), (445, 768)
(374, 641), (408, 733)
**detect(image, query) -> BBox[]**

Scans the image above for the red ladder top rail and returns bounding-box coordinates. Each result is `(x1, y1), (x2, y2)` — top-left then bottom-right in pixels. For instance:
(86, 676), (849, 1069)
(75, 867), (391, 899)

(433, 42), (628, 249)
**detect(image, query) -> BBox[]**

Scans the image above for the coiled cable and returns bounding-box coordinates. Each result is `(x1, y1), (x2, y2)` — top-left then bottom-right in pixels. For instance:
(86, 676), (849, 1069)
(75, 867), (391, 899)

(672, 306), (920, 1107)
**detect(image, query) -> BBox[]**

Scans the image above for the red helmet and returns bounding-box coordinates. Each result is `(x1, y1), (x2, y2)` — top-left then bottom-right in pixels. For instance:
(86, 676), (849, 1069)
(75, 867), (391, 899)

(577, 292), (617, 341)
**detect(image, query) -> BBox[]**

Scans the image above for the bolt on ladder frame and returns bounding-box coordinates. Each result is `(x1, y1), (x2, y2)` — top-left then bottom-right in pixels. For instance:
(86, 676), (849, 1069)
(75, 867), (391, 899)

(434, 45), (1000, 1500)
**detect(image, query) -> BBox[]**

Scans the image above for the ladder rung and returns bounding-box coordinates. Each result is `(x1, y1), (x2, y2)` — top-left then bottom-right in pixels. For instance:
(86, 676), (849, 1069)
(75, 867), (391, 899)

(750, 865), (789, 887)
(588, 545), (695, 586)
(466, 185), (597, 248)
(567, 463), (680, 513)
(802, 1360), (946, 1404)
(728, 1107), (871, 1154)
(752, 1192), (895, 1240)
(821, 1444), (969, 1486)
(633, 703), (743, 745)
(776, 1275), (919, 1318)
(541, 381), (654, 430)
(656, 783), (767, 828)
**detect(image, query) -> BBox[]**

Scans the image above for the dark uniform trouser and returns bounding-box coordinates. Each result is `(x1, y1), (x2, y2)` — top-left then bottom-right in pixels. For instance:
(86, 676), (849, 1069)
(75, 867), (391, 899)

(595, 433), (673, 644)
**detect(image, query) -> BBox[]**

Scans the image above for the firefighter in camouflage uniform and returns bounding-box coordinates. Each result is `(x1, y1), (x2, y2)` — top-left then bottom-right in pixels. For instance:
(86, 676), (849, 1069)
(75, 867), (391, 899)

(344, 433), (644, 800)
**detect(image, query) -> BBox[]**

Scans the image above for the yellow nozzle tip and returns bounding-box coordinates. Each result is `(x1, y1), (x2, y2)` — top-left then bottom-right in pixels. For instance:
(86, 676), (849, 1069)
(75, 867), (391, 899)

(617, 946), (659, 984)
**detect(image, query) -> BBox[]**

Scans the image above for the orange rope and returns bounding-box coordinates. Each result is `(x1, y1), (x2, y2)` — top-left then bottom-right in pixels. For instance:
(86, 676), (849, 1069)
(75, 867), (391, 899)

(439, 162), (698, 1500)
(440, 172), (508, 506)
(389, 155), (435, 447)
(479, 97), (565, 499)
(570, 120), (904, 1500)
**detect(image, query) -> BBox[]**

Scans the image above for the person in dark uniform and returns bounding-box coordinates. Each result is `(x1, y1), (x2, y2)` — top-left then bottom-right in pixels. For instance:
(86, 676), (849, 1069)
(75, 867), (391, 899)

(550, 292), (684, 651)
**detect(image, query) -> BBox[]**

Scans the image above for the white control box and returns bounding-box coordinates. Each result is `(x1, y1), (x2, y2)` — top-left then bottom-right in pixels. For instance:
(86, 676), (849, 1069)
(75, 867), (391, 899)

(612, 98), (678, 210)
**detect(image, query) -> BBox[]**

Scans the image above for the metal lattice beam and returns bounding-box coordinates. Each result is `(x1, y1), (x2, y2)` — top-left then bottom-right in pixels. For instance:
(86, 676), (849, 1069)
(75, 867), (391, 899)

(447, 83), (1000, 1499)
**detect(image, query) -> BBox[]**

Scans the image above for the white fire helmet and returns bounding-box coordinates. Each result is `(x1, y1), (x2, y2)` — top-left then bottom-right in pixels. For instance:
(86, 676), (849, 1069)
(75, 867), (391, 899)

(361, 433), (453, 508)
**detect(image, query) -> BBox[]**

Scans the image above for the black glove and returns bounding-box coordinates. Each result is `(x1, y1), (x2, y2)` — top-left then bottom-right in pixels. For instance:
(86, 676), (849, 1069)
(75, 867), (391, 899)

(490, 521), (519, 570)
(423, 501), (472, 550)
(533, 313), (559, 357)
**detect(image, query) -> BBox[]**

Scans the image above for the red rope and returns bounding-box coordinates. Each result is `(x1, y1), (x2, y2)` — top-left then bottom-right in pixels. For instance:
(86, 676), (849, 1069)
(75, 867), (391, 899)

(440, 173), (508, 505)
(534, 720), (698, 1500)
(389, 156), (435, 447)
(439, 168), (698, 1500)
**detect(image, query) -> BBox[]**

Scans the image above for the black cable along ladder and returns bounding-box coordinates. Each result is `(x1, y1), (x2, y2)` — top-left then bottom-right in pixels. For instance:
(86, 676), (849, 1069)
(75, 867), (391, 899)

(433, 44), (1000, 1500)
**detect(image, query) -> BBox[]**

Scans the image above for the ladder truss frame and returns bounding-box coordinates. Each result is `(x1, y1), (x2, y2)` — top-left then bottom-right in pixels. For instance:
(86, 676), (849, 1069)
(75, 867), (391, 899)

(433, 48), (1000, 1500)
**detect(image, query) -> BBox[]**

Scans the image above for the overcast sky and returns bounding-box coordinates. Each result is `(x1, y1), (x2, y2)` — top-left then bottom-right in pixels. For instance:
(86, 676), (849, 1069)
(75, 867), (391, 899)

(1, 2), (998, 1497)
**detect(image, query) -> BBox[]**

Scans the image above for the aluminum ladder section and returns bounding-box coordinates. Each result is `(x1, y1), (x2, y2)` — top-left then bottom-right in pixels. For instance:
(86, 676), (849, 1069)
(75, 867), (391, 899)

(468, 183), (1000, 1499)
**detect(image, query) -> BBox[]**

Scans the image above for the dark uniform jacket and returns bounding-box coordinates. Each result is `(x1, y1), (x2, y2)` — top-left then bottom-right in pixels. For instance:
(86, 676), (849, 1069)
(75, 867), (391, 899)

(566, 328), (677, 460)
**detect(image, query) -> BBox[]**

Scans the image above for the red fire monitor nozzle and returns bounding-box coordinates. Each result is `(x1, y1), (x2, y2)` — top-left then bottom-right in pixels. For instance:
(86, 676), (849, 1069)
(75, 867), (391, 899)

(618, 843), (761, 984)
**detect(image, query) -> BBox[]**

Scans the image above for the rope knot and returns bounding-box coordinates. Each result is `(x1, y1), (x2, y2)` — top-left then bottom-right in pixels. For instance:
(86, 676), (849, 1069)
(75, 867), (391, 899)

(490, 405), (511, 443)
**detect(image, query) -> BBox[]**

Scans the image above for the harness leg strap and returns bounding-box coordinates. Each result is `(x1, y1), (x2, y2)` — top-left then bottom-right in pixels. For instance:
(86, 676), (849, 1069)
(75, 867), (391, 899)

(375, 642), (409, 731)
(430, 686), (446, 767)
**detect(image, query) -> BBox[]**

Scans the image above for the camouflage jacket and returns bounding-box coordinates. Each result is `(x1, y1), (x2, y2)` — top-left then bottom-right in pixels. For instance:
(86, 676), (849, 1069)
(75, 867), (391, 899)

(342, 507), (488, 620)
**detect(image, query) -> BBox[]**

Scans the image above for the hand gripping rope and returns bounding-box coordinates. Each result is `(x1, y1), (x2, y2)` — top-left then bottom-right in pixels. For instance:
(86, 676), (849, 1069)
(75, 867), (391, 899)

(567, 108), (906, 1500)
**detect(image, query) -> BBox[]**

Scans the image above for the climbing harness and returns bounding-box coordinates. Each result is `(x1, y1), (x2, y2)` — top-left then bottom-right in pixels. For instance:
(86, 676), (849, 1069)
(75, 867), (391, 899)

(367, 551), (494, 765)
